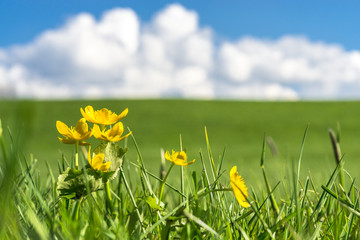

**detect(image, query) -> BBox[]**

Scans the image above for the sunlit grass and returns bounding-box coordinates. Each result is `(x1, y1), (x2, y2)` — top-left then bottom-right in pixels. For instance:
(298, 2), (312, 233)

(1, 110), (360, 239)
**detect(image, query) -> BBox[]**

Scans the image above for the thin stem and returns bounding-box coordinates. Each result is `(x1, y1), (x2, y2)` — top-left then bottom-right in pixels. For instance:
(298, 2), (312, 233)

(180, 166), (185, 202)
(179, 136), (185, 202)
(159, 163), (175, 204)
(105, 181), (112, 201)
(119, 166), (145, 233)
(75, 141), (79, 169)
(105, 180), (115, 217)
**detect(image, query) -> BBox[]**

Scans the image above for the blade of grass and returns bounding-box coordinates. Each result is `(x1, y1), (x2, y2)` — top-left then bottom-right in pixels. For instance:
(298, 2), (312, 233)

(329, 128), (344, 189)
(217, 147), (226, 178)
(199, 151), (213, 203)
(179, 134), (185, 202)
(183, 210), (220, 238)
(321, 185), (360, 215)
(345, 196), (359, 240)
(295, 125), (309, 232)
(204, 127), (217, 182)
(204, 127), (227, 221)
(260, 134), (279, 215)
(310, 157), (343, 220)
(128, 128), (155, 197)
(119, 166), (145, 233)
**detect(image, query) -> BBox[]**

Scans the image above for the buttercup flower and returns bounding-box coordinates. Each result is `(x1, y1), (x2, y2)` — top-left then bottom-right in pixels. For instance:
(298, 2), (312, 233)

(92, 122), (132, 142)
(164, 150), (195, 166)
(81, 105), (128, 125)
(88, 148), (111, 172)
(56, 118), (92, 145)
(230, 166), (250, 208)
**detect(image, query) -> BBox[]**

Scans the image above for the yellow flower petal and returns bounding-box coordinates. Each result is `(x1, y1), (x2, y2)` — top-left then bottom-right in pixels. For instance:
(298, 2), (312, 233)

(56, 121), (73, 139)
(58, 137), (75, 144)
(81, 105), (96, 123)
(58, 138), (90, 146)
(165, 150), (195, 166)
(73, 118), (92, 140)
(56, 118), (92, 144)
(92, 122), (131, 142)
(230, 166), (250, 208)
(112, 131), (132, 142)
(92, 124), (102, 139)
(80, 105), (128, 125)
(91, 153), (105, 170)
(116, 108), (128, 122)
(88, 152), (111, 172)
(99, 161), (111, 172)
(179, 158), (196, 166)
(164, 150), (171, 160)
(109, 122), (123, 137)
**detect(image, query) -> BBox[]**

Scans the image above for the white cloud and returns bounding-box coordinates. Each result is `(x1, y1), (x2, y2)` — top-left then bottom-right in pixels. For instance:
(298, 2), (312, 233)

(1, 4), (360, 99)
(152, 4), (198, 41)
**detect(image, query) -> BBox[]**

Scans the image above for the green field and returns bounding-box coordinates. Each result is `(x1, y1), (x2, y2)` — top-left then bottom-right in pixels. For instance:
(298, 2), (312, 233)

(2, 99), (360, 239)
(1, 99), (359, 185)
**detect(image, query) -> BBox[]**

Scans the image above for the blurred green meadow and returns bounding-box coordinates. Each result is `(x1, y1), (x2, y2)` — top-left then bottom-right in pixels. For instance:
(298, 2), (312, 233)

(1, 99), (360, 185)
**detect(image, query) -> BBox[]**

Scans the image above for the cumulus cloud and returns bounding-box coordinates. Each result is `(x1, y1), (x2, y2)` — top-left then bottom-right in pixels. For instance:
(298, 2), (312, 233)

(1, 3), (360, 99)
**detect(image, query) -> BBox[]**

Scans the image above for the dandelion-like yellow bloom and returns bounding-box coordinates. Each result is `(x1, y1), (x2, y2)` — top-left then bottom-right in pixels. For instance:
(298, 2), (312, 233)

(164, 150), (195, 166)
(56, 118), (92, 145)
(92, 122), (132, 142)
(80, 105), (128, 125)
(230, 166), (250, 208)
(88, 148), (111, 172)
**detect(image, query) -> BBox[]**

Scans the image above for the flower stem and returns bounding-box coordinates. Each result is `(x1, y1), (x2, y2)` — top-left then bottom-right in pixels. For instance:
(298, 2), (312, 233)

(105, 180), (112, 201)
(105, 180), (115, 217)
(75, 141), (79, 169)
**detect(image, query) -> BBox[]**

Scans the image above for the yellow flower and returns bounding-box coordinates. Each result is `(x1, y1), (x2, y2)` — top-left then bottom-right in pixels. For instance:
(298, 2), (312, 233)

(88, 148), (111, 172)
(92, 122), (132, 142)
(80, 105), (128, 125)
(230, 166), (250, 208)
(56, 118), (92, 145)
(164, 150), (195, 166)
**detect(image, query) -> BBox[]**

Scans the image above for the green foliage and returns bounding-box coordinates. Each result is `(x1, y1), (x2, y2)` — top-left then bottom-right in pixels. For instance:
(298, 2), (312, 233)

(94, 142), (127, 172)
(57, 167), (115, 199)
(145, 195), (164, 210)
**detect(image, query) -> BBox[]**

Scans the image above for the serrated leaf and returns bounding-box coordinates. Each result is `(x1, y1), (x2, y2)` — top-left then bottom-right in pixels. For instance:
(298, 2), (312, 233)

(57, 167), (115, 199)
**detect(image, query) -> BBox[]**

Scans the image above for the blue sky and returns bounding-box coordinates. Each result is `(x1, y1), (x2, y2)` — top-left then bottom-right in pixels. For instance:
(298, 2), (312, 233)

(1, 0), (359, 49)
(1, 1), (360, 99)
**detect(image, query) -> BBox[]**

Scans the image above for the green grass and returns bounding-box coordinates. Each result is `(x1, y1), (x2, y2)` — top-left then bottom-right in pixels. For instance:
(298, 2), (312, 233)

(1, 99), (360, 185)
(1, 110), (360, 239)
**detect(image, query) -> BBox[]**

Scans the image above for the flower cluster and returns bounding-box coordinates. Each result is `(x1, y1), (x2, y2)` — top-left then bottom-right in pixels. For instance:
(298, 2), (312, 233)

(56, 105), (131, 172)
(56, 105), (131, 200)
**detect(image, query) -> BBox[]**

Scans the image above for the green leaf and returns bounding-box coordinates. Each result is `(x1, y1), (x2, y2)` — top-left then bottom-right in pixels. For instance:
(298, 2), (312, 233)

(57, 167), (115, 199)
(94, 142), (127, 172)
(145, 196), (164, 210)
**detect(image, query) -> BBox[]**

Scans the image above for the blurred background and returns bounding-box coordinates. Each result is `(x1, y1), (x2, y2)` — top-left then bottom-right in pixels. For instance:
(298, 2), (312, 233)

(1, 1), (360, 185)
